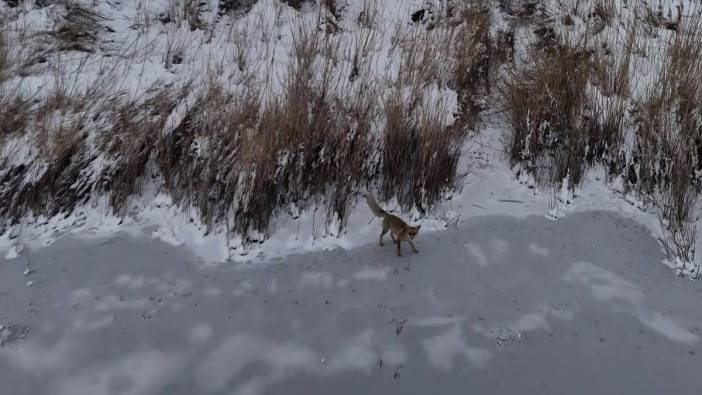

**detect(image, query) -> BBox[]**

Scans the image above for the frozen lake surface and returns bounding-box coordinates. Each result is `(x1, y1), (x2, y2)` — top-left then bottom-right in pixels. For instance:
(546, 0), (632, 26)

(2, 211), (701, 395)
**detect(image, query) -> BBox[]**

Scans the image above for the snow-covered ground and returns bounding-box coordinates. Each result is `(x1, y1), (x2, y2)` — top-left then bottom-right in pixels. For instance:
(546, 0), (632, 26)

(2, 1), (702, 392)
(2, 0), (699, 274)
(2, 208), (701, 395)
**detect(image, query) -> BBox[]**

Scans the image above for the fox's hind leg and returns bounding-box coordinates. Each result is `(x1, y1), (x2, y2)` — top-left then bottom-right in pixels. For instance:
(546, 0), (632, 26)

(396, 239), (402, 257)
(379, 228), (389, 247)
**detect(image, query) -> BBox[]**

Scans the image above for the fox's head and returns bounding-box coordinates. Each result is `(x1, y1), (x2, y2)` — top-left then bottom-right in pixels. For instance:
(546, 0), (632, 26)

(407, 225), (421, 239)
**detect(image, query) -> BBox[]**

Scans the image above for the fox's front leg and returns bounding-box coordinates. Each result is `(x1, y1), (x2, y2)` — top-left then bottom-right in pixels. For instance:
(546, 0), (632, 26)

(396, 239), (402, 257)
(409, 240), (419, 253)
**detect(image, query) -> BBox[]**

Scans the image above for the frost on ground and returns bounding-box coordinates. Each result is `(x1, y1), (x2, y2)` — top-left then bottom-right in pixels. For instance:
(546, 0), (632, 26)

(1, 211), (701, 395)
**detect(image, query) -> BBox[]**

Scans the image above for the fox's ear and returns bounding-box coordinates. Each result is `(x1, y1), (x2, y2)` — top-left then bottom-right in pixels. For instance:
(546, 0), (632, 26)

(415, 225), (421, 231)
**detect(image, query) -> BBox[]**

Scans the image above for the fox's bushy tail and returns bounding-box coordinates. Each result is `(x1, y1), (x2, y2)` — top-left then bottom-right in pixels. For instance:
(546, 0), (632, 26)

(365, 193), (387, 217)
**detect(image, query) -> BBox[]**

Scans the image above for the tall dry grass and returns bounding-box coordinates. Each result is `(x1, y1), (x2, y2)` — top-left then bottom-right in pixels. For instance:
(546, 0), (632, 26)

(502, 41), (594, 191)
(502, 2), (702, 272)
(152, 1), (496, 239)
(0, 0), (500, 246)
(380, 2), (493, 212)
(632, 9), (702, 269)
(0, 23), (32, 145)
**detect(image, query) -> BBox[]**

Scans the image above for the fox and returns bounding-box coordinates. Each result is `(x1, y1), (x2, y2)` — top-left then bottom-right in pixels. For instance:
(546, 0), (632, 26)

(365, 193), (421, 257)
